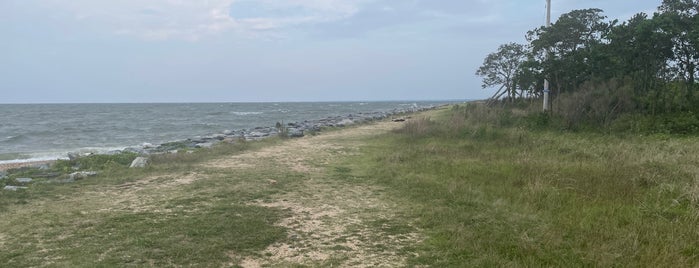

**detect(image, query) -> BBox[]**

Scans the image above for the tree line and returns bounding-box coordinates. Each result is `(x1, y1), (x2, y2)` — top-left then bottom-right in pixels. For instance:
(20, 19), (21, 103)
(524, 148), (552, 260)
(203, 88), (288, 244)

(477, 0), (699, 120)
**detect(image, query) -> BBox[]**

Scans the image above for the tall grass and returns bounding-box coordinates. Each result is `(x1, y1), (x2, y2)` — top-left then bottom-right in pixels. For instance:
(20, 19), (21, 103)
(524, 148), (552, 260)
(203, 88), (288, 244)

(347, 103), (699, 266)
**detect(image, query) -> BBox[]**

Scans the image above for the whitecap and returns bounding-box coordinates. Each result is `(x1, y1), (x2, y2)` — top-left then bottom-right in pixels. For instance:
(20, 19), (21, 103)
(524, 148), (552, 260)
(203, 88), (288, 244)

(231, 111), (263, 116)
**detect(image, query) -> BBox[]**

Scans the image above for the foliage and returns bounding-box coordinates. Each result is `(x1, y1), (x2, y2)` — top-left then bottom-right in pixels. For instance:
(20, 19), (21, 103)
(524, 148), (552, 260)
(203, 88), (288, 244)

(53, 152), (138, 172)
(478, 1), (699, 129)
(475, 43), (528, 101)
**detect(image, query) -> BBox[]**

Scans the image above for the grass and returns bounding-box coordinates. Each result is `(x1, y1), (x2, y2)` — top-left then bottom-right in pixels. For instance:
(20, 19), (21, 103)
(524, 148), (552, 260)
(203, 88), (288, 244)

(338, 104), (699, 266)
(0, 137), (292, 267)
(1, 103), (697, 266)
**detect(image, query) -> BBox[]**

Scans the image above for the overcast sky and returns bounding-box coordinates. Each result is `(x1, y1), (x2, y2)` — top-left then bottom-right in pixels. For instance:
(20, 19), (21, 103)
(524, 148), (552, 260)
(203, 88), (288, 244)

(1, 0), (661, 103)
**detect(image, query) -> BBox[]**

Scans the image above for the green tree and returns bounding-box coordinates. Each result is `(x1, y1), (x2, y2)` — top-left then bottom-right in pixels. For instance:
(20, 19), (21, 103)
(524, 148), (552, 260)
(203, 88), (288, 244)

(476, 43), (528, 102)
(656, 0), (699, 104)
(527, 9), (613, 95)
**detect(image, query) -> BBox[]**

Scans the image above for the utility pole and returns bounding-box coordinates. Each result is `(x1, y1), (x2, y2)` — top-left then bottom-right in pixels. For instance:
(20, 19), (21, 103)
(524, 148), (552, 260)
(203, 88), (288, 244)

(542, 0), (551, 112)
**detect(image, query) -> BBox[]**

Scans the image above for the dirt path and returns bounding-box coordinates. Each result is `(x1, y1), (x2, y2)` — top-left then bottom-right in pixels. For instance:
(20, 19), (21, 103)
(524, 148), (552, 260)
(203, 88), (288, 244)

(206, 121), (424, 267)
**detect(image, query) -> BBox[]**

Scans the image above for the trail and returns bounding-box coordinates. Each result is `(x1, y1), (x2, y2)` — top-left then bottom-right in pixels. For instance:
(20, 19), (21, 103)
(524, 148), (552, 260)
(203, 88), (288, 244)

(206, 120), (423, 267)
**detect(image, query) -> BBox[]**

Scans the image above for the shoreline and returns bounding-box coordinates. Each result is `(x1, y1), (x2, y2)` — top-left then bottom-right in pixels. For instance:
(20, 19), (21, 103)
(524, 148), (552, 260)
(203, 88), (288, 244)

(0, 103), (452, 170)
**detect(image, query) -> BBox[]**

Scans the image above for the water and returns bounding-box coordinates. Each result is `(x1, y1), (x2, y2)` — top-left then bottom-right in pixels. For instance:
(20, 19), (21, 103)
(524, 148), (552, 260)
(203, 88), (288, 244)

(0, 101), (455, 163)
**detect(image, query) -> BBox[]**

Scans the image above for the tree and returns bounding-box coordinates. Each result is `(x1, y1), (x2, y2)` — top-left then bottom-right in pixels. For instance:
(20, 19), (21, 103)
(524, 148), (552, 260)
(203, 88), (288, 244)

(656, 0), (699, 102)
(527, 9), (613, 94)
(476, 43), (528, 103)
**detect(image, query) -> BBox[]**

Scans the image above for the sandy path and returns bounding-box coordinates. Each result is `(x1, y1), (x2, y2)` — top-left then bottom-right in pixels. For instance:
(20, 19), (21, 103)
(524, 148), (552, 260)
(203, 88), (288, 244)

(206, 120), (424, 267)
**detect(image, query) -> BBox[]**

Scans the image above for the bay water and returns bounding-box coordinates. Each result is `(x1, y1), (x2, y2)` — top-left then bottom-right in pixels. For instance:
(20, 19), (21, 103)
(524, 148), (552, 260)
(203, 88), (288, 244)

(0, 101), (454, 164)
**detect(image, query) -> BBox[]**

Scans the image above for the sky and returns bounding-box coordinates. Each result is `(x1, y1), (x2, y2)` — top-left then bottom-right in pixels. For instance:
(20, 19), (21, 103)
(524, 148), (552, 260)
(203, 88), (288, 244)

(1, 0), (662, 103)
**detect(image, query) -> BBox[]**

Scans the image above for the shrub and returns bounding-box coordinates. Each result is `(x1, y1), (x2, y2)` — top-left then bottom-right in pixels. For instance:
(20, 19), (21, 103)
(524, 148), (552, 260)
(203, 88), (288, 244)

(555, 78), (636, 130)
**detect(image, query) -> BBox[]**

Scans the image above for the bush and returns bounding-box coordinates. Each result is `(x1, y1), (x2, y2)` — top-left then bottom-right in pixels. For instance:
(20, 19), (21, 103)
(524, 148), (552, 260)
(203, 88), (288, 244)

(605, 111), (699, 134)
(555, 78), (635, 130)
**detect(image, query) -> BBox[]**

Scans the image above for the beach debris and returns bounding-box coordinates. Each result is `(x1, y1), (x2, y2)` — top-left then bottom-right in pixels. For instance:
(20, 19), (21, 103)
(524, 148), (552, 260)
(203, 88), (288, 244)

(392, 117), (406, 122)
(4, 186), (28, 191)
(129, 157), (149, 168)
(15, 178), (33, 183)
(69, 171), (98, 181)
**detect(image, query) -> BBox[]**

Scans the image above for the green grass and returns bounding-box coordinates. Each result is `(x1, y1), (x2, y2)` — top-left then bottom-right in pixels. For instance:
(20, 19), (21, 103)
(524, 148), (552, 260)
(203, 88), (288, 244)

(0, 137), (292, 267)
(339, 104), (699, 267)
(1, 105), (698, 266)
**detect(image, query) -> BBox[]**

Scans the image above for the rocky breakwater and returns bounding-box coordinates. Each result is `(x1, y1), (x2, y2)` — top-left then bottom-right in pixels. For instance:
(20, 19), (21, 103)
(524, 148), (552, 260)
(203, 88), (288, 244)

(115, 104), (442, 156)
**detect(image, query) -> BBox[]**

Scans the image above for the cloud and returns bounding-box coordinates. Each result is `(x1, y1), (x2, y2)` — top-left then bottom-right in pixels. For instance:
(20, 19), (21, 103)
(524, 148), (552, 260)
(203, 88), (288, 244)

(38, 0), (368, 40)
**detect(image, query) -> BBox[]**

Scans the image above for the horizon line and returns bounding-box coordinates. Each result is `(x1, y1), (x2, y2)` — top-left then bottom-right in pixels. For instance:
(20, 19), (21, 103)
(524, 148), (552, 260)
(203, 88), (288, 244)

(0, 99), (472, 105)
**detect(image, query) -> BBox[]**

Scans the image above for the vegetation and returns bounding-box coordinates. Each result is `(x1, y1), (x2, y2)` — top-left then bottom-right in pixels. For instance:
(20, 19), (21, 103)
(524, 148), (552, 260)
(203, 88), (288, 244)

(476, 0), (699, 133)
(342, 104), (699, 266)
(1, 104), (698, 266)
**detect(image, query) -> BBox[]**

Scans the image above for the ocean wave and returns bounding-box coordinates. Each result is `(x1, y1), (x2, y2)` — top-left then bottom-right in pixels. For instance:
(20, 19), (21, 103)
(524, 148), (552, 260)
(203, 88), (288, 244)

(3, 135), (26, 142)
(0, 146), (128, 165)
(231, 111), (263, 116)
(0, 153), (68, 165)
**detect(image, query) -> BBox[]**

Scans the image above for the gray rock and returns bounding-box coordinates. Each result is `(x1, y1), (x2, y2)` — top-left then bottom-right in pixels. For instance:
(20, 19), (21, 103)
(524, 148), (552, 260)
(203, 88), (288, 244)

(69, 171), (98, 181)
(16, 178), (33, 183)
(105, 150), (123, 155)
(195, 142), (214, 148)
(0, 171), (7, 179)
(337, 119), (354, 127)
(209, 134), (226, 140)
(248, 131), (267, 138)
(141, 142), (156, 149)
(4, 186), (28, 191)
(223, 129), (234, 135)
(129, 157), (149, 168)
(288, 128), (304, 138)
(67, 152), (81, 161)
(123, 147), (147, 154)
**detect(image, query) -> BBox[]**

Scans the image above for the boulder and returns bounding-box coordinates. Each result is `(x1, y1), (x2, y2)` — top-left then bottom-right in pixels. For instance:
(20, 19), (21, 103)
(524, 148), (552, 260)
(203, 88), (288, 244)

(129, 157), (149, 168)
(195, 142), (214, 148)
(69, 171), (98, 181)
(337, 119), (354, 127)
(15, 178), (33, 183)
(287, 128), (304, 138)
(0, 171), (7, 179)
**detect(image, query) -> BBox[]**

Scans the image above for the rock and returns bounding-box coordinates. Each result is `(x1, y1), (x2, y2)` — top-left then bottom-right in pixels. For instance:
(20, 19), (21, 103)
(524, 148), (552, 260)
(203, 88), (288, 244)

(67, 152), (81, 161)
(392, 117), (406, 122)
(248, 131), (267, 138)
(337, 119), (354, 127)
(123, 147), (147, 154)
(106, 150), (123, 155)
(195, 142), (214, 148)
(223, 129), (234, 135)
(209, 134), (226, 140)
(141, 142), (156, 149)
(4, 186), (28, 191)
(15, 178), (33, 183)
(129, 157), (149, 168)
(0, 171), (7, 179)
(287, 128), (304, 138)
(69, 171), (98, 181)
